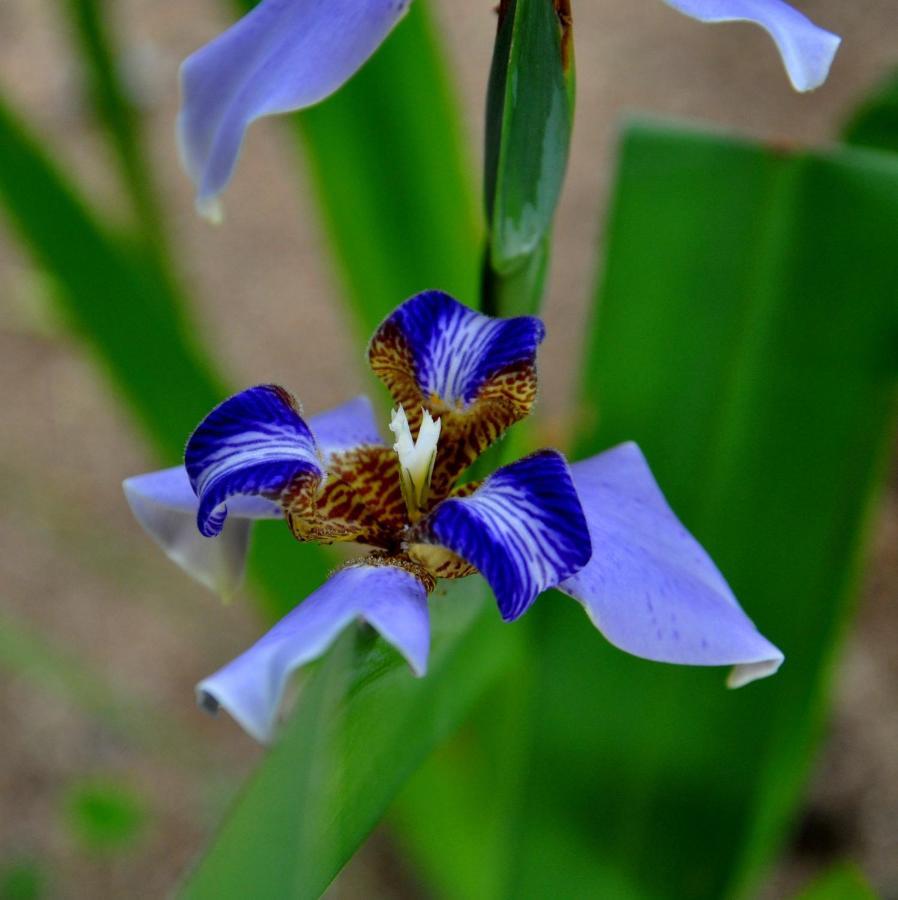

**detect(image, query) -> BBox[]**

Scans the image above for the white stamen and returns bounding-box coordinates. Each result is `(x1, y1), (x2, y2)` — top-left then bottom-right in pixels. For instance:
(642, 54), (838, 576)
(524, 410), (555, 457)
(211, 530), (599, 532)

(389, 406), (441, 516)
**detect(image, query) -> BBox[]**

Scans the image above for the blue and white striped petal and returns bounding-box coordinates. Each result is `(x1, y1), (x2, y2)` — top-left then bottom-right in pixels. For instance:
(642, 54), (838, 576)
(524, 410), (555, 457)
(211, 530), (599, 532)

(308, 395), (383, 462)
(412, 450), (592, 621)
(197, 562), (430, 743)
(559, 442), (783, 687)
(179, 0), (412, 218)
(662, 0), (840, 92)
(370, 290), (545, 411)
(185, 385), (324, 538)
(123, 465), (280, 597)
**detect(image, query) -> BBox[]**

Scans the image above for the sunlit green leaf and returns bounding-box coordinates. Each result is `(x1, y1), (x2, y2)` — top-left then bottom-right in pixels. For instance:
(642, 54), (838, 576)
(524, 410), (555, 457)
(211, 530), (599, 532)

(182, 579), (517, 899)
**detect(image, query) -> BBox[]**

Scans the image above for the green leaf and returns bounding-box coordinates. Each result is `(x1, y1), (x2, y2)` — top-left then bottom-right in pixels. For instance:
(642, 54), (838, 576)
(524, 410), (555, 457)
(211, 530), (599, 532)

(60, 0), (166, 247)
(226, 0), (482, 334)
(393, 120), (898, 900)
(181, 580), (517, 899)
(0, 93), (222, 459)
(0, 92), (330, 615)
(842, 67), (898, 155)
(64, 778), (147, 853)
(539, 121), (896, 898)
(483, 0), (573, 315)
(794, 862), (878, 900)
(0, 860), (45, 900)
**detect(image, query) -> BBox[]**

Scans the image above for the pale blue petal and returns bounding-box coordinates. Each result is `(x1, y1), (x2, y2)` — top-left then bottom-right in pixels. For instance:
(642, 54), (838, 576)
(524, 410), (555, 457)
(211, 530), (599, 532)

(308, 395), (384, 462)
(123, 466), (280, 597)
(197, 563), (429, 742)
(663, 0), (840, 91)
(179, 0), (412, 214)
(414, 450), (591, 621)
(559, 442), (783, 687)
(185, 385), (323, 538)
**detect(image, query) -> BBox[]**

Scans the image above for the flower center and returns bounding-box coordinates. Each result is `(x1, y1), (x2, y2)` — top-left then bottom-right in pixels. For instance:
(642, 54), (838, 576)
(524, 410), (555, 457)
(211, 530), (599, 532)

(389, 406), (441, 520)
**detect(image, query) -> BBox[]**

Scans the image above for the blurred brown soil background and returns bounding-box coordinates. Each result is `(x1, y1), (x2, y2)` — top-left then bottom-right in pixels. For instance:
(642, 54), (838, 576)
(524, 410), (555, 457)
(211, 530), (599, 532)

(0, 1), (896, 897)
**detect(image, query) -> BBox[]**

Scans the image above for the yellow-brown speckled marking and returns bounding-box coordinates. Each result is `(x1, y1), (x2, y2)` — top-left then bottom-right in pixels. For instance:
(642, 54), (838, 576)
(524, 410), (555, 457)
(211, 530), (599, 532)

(368, 322), (539, 507)
(407, 543), (477, 580)
(287, 445), (409, 549)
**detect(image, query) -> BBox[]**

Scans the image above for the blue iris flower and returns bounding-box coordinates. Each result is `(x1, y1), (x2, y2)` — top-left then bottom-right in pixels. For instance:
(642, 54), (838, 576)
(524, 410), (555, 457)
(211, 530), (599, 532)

(177, 0), (840, 219)
(124, 291), (782, 743)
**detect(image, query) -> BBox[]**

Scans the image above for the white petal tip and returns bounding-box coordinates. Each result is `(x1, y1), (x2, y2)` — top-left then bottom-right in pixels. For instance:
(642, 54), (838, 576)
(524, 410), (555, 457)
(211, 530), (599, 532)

(726, 656), (784, 689)
(196, 196), (224, 225)
(195, 683), (273, 744)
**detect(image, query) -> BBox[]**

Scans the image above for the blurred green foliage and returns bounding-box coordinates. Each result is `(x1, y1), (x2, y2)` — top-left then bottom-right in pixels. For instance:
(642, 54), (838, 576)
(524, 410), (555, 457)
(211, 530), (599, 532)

(0, 861), (45, 900)
(64, 778), (146, 854)
(795, 862), (879, 900)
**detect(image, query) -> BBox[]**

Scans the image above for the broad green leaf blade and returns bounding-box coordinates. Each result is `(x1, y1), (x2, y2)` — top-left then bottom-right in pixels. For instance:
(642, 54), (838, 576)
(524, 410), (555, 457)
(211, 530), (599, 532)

(842, 67), (898, 154)
(538, 121), (896, 899)
(394, 120), (898, 900)
(181, 580), (517, 899)
(483, 0), (573, 315)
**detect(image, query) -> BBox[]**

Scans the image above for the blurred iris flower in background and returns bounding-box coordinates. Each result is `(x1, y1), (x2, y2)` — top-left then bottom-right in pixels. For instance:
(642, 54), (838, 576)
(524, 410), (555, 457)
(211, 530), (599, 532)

(178, 0), (840, 219)
(124, 291), (782, 743)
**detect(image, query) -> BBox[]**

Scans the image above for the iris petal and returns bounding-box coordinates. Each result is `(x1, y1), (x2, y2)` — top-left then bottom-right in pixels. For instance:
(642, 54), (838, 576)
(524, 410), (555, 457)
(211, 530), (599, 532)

(124, 394), (385, 590)
(123, 466), (279, 597)
(558, 442), (783, 686)
(185, 385), (324, 538)
(197, 562), (430, 742)
(370, 290), (544, 412)
(411, 450), (591, 621)
(663, 0), (840, 92)
(369, 291), (546, 500)
(179, 0), (411, 215)
(309, 394), (384, 461)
